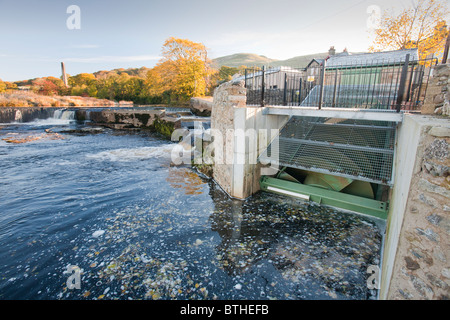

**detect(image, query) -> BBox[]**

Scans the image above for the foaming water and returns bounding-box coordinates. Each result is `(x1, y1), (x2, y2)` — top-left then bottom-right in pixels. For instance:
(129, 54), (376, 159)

(1, 109), (76, 127)
(86, 145), (174, 162)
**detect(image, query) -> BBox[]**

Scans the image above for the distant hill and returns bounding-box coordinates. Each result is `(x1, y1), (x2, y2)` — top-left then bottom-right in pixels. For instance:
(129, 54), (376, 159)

(211, 53), (279, 68)
(212, 52), (332, 69)
(269, 53), (330, 68)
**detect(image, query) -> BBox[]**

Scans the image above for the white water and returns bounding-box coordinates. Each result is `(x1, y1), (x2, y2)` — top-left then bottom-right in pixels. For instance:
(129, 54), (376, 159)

(53, 110), (76, 120)
(14, 110), (22, 122)
(5, 109), (77, 126)
(86, 144), (175, 162)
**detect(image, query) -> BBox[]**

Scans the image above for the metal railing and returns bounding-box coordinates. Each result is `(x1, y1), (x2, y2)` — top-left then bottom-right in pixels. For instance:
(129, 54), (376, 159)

(244, 56), (438, 112)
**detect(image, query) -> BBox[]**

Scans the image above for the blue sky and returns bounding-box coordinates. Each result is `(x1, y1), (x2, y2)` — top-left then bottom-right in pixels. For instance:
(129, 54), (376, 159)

(0, 0), (447, 81)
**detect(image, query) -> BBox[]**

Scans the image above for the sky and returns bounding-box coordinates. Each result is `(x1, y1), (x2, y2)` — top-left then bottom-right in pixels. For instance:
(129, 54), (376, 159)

(0, 0), (448, 81)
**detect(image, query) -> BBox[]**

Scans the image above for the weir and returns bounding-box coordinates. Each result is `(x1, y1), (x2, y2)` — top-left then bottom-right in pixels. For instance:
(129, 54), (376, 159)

(0, 106), (210, 138)
(0, 107), (61, 123)
(210, 59), (450, 299)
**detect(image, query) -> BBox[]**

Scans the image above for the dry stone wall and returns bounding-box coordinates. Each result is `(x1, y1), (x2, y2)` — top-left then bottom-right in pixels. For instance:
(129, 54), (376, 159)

(387, 120), (450, 300)
(422, 64), (450, 116)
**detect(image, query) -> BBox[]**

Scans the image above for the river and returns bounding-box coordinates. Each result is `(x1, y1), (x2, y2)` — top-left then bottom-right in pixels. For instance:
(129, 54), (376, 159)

(0, 111), (383, 300)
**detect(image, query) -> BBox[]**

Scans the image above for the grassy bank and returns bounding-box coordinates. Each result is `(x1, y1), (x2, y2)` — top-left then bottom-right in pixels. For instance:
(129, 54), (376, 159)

(0, 91), (130, 107)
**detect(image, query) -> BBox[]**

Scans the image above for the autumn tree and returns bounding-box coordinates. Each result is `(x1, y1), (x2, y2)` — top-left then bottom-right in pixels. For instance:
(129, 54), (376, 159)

(32, 77), (66, 96)
(369, 0), (449, 60)
(69, 73), (98, 97)
(0, 79), (6, 93)
(208, 65), (247, 90)
(156, 37), (213, 101)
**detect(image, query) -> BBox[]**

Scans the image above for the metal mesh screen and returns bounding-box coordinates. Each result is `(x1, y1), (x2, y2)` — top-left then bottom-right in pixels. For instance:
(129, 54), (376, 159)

(259, 116), (396, 185)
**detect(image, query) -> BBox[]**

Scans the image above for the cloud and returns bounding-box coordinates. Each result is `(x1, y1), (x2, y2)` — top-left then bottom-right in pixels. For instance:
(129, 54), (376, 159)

(63, 55), (161, 63)
(69, 44), (101, 49)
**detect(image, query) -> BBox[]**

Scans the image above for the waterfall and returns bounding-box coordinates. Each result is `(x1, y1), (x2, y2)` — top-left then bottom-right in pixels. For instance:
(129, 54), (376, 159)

(14, 110), (23, 122)
(53, 109), (76, 120)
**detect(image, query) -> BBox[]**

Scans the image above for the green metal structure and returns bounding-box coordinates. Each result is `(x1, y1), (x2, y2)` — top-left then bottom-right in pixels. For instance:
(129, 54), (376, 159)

(260, 176), (388, 220)
(258, 115), (394, 220)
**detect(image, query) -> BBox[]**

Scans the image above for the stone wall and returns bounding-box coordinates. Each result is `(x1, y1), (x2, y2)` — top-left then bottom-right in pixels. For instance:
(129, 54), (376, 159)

(422, 63), (450, 116)
(190, 97), (213, 117)
(386, 118), (449, 300)
(210, 80), (247, 197)
(79, 109), (181, 138)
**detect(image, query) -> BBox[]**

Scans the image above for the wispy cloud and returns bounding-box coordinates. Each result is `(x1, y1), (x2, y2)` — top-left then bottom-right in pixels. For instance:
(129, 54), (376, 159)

(69, 44), (101, 49)
(63, 55), (161, 63)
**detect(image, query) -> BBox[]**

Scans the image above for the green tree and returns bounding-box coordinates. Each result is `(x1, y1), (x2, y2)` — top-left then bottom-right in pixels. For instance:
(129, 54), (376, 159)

(69, 73), (98, 97)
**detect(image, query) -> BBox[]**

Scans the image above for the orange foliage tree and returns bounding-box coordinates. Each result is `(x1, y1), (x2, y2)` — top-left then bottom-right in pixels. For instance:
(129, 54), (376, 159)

(0, 79), (7, 93)
(32, 77), (67, 96)
(369, 0), (449, 60)
(154, 37), (215, 101)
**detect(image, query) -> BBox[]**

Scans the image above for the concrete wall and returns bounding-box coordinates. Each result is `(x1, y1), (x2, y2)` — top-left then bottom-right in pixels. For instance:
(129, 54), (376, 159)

(232, 107), (288, 198)
(381, 115), (450, 299)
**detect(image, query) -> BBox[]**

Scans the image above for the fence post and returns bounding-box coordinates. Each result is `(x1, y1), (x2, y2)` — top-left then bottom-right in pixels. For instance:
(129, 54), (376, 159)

(283, 73), (288, 106)
(244, 69), (248, 88)
(332, 68), (338, 107)
(298, 79), (302, 106)
(396, 54), (410, 113)
(318, 61), (326, 109)
(261, 66), (265, 107)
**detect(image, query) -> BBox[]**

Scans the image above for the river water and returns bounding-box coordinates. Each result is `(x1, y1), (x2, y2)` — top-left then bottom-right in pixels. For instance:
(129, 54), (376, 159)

(0, 112), (383, 300)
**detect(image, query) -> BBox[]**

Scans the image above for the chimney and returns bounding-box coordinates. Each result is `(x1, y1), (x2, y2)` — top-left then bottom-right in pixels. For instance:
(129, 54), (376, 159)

(328, 46), (336, 56)
(61, 62), (68, 88)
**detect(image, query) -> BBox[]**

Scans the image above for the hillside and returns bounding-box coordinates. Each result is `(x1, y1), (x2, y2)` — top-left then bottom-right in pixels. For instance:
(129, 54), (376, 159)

(211, 53), (279, 68)
(269, 52), (330, 68)
(212, 52), (331, 69)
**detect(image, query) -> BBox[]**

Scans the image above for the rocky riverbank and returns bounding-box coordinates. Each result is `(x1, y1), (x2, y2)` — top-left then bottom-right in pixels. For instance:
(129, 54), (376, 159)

(0, 91), (130, 108)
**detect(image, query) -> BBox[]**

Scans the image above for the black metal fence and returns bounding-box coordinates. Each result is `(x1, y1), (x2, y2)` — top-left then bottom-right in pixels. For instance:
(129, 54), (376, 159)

(244, 67), (309, 106)
(244, 55), (438, 112)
